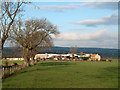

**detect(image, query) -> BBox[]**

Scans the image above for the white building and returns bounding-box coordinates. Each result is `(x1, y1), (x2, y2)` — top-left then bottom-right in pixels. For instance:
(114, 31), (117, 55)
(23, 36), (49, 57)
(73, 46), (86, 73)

(90, 54), (101, 61)
(80, 54), (91, 57)
(35, 53), (60, 59)
(6, 58), (24, 61)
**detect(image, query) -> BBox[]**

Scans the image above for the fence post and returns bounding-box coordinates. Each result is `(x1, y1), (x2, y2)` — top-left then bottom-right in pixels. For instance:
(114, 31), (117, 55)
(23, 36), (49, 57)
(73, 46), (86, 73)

(12, 67), (14, 74)
(2, 63), (26, 78)
(12, 66), (14, 73)
(2, 67), (4, 78)
(10, 67), (11, 75)
(5, 68), (8, 77)
(15, 66), (16, 72)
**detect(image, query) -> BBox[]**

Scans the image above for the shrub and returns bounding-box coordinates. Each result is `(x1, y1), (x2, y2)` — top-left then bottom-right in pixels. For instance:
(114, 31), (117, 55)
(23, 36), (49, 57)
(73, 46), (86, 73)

(81, 57), (90, 61)
(5, 61), (8, 66)
(14, 62), (18, 66)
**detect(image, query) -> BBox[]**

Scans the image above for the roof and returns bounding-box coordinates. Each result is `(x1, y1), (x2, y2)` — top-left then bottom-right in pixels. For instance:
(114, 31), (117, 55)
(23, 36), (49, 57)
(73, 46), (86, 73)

(91, 54), (97, 57)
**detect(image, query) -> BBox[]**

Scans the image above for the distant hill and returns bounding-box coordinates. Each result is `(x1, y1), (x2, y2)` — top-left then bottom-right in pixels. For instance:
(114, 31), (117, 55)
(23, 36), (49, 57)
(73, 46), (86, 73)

(2, 46), (118, 58)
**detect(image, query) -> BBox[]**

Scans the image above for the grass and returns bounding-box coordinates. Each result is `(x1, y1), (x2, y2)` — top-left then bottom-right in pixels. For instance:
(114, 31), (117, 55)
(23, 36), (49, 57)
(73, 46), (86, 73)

(2, 60), (24, 65)
(2, 59), (119, 88)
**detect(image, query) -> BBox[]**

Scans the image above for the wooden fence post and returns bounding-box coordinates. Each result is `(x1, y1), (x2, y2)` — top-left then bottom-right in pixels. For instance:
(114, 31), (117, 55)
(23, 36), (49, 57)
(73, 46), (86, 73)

(2, 63), (27, 78)
(5, 68), (8, 77)
(2, 67), (4, 78)
(12, 66), (14, 73)
(10, 67), (11, 75)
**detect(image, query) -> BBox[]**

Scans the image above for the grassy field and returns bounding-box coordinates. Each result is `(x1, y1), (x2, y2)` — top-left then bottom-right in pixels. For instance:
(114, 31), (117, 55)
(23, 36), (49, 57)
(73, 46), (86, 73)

(2, 59), (118, 88)
(2, 60), (24, 65)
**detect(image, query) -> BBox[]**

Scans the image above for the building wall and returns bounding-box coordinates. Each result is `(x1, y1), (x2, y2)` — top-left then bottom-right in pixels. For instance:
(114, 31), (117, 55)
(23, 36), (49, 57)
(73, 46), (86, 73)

(35, 54), (59, 59)
(95, 55), (101, 61)
(91, 54), (101, 61)
(35, 53), (101, 61)
(6, 58), (24, 61)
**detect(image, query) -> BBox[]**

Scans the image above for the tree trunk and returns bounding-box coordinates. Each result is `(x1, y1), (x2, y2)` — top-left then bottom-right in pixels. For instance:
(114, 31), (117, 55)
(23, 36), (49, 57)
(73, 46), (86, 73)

(24, 57), (31, 67)
(23, 47), (31, 67)
(2, 39), (5, 50)
(27, 58), (31, 66)
(0, 31), (2, 59)
(30, 57), (34, 66)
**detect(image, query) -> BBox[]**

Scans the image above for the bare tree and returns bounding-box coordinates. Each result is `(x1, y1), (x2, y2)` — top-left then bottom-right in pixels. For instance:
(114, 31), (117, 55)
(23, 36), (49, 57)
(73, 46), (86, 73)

(10, 18), (59, 66)
(70, 46), (77, 54)
(0, 1), (28, 49)
(80, 52), (85, 55)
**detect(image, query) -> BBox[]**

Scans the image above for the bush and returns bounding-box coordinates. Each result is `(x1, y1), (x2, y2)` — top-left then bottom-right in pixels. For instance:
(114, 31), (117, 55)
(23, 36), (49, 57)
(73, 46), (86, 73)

(5, 61), (8, 66)
(81, 57), (90, 61)
(14, 62), (18, 66)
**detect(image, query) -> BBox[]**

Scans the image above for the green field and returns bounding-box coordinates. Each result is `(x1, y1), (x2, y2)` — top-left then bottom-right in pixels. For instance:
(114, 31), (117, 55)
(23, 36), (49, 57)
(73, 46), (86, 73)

(2, 59), (118, 88)
(2, 60), (24, 65)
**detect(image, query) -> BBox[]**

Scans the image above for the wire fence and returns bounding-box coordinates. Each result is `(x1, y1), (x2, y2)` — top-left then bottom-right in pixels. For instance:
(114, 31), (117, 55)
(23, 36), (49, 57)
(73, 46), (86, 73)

(2, 64), (25, 78)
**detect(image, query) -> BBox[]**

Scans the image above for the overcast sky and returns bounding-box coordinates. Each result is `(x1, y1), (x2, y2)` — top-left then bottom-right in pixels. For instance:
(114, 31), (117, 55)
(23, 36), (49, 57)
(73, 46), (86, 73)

(5, 1), (118, 49)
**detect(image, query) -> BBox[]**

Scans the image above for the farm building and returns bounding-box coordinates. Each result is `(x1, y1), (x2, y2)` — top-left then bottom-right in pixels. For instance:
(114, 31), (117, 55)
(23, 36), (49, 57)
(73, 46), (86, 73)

(6, 58), (24, 61)
(35, 53), (60, 59)
(90, 54), (101, 61)
(80, 54), (91, 57)
(35, 53), (80, 60)
(35, 53), (101, 61)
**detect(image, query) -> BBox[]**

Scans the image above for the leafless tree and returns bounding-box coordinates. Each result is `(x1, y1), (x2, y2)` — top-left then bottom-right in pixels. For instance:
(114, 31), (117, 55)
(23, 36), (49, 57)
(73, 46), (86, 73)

(10, 18), (59, 66)
(70, 46), (77, 54)
(0, 1), (28, 49)
(80, 52), (85, 55)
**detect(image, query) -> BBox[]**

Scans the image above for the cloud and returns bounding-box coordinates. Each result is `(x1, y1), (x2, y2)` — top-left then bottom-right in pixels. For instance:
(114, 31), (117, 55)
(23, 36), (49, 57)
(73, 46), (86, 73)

(56, 25), (63, 28)
(10, 0), (118, 2)
(27, 2), (118, 12)
(70, 28), (89, 31)
(54, 39), (118, 49)
(70, 12), (118, 27)
(80, 2), (118, 10)
(27, 5), (76, 12)
(53, 29), (118, 49)
(53, 29), (107, 41)
(84, 0), (119, 2)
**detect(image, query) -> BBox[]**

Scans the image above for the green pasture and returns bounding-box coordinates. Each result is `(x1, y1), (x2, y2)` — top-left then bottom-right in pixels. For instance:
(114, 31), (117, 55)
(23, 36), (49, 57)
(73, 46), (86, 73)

(2, 60), (24, 65)
(2, 59), (118, 88)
